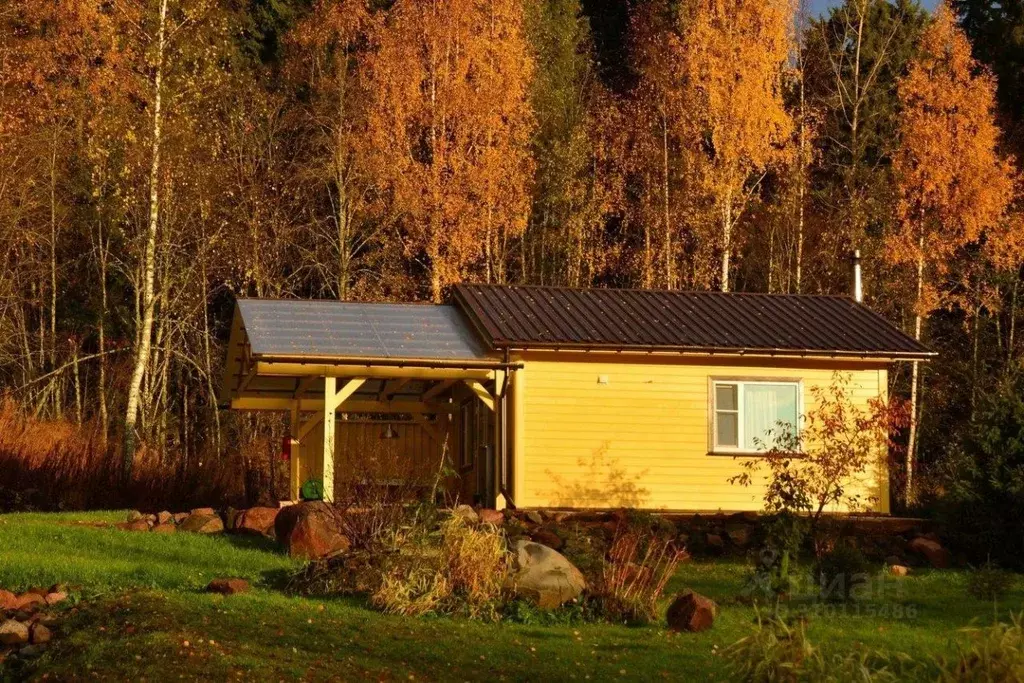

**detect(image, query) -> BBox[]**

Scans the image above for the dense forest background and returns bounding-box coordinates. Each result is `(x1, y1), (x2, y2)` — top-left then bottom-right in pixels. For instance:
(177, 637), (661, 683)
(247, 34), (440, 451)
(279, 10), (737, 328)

(2, 0), (1024, 520)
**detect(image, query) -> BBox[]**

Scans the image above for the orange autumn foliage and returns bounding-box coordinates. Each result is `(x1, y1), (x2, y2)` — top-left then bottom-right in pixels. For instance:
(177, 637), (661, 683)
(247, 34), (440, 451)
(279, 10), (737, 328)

(889, 2), (1016, 318)
(366, 0), (535, 302)
(678, 0), (795, 292)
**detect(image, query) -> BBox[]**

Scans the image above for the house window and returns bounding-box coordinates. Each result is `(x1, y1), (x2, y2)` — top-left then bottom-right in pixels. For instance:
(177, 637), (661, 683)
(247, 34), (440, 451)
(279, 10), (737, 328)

(711, 380), (801, 453)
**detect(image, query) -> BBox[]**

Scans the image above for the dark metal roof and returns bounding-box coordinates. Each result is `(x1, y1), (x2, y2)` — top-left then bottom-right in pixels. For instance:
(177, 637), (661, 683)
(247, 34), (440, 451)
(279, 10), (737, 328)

(452, 284), (934, 359)
(236, 299), (492, 362)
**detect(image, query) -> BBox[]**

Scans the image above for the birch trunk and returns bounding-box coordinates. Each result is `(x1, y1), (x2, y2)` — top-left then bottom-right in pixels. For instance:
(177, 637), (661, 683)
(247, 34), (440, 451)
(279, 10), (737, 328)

(720, 189), (733, 293)
(123, 0), (168, 476)
(662, 113), (672, 289)
(96, 221), (109, 444)
(905, 236), (925, 505)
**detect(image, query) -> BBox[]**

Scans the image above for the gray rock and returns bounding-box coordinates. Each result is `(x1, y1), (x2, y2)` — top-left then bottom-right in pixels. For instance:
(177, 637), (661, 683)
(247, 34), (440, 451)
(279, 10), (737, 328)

(507, 540), (586, 609)
(452, 504), (479, 524)
(525, 511), (544, 525)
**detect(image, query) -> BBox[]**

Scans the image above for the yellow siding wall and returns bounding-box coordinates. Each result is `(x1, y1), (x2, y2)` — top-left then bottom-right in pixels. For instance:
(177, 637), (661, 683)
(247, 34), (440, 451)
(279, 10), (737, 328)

(515, 352), (889, 513)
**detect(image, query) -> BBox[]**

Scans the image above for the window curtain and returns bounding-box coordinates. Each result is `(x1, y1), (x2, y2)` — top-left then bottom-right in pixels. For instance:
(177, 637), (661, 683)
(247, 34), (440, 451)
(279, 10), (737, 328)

(743, 384), (797, 450)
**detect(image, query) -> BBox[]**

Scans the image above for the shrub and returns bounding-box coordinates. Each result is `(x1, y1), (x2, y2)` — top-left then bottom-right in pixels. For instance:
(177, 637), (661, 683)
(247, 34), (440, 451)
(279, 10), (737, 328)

(817, 544), (870, 602)
(928, 375), (1024, 570)
(559, 522), (609, 581)
(966, 561), (1016, 602)
(371, 515), (510, 619)
(588, 528), (687, 625)
(730, 372), (908, 559)
(748, 512), (809, 600)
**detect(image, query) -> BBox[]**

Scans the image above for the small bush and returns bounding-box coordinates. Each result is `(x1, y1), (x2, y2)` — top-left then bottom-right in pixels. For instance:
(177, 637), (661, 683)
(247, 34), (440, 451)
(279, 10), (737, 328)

(559, 523), (609, 581)
(588, 528), (687, 625)
(966, 561), (1017, 602)
(371, 515), (509, 619)
(817, 544), (870, 602)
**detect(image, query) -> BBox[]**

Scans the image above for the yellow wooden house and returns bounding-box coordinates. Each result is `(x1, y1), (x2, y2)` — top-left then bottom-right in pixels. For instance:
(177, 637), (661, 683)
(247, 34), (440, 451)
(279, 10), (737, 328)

(221, 282), (932, 513)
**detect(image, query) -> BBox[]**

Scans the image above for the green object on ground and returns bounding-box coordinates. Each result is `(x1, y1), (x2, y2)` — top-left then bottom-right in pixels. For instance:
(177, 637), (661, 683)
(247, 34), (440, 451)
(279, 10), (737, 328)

(300, 478), (324, 501)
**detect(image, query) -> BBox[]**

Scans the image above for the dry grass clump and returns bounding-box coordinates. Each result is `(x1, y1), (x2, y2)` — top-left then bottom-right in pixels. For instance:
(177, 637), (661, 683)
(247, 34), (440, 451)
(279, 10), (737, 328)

(0, 398), (272, 511)
(372, 515), (510, 619)
(943, 613), (1024, 681)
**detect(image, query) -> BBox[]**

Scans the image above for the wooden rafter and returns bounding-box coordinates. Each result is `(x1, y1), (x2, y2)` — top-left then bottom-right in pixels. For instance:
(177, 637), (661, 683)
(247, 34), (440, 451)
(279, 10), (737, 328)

(296, 378), (366, 440)
(378, 378), (410, 402)
(421, 379), (456, 402)
(463, 379), (495, 412)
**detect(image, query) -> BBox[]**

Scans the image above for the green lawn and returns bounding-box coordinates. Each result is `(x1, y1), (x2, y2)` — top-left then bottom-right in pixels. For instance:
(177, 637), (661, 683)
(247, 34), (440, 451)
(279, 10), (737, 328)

(0, 511), (1021, 681)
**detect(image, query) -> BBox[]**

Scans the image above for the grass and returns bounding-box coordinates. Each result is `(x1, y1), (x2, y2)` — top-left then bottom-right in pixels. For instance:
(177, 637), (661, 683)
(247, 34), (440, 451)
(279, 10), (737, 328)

(1, 512), (1023, 681)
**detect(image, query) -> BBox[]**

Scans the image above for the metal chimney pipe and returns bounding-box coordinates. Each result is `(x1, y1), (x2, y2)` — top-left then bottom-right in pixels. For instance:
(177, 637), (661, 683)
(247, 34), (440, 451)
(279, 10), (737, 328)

(850, 249), (863, 303)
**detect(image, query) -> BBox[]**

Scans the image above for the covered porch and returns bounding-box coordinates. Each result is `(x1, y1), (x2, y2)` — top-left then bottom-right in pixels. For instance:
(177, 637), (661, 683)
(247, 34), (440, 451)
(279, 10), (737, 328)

(220, 300), (520, 508)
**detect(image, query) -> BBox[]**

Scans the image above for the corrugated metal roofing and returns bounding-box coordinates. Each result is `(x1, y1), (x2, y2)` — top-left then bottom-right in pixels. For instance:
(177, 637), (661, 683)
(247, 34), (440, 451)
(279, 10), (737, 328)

(452, 284), (934, 359)
(236, 299), (491, 361)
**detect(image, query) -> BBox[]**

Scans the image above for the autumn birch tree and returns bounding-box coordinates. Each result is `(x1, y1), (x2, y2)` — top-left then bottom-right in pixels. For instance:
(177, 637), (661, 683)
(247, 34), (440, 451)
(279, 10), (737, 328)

(366, 0), (535, 302)
(288, 0), (378, 300)
(679, 0), (795, 292)
(889, 2), (1015, 501)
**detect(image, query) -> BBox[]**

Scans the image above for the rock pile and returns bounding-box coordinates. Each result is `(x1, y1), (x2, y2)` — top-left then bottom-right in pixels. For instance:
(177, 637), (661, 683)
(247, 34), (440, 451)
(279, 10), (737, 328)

(0, 585), (68, 661)
(118, 505), (282, 539)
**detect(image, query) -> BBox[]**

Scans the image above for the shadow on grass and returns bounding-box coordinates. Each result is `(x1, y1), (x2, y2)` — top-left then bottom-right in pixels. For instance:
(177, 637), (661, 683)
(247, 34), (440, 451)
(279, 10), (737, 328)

(259, 567), (295, 590)
(221, 532), (285, 554)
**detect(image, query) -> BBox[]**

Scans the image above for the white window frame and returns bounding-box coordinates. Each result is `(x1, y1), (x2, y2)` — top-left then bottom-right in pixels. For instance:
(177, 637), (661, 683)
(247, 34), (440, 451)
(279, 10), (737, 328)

(709, 378), (803, 455)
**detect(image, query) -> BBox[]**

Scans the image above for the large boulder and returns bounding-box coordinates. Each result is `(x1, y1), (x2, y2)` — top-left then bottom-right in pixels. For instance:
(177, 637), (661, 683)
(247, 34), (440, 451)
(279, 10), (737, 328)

(179, 513), (224, 534)
(666, 590), (717, 632)
(275, 502), (350, 560)
(529, 528), (564, 551)
(29, 622), (51, 644)
(236, 507), (280, 538)
(908, 537), (951, 569)
(13, 593), (45, 611)
(478, 509), (505, 526)
(0, 589), (17, 611)
(0, 619), (29, 645)
(507, 540), (586, 609)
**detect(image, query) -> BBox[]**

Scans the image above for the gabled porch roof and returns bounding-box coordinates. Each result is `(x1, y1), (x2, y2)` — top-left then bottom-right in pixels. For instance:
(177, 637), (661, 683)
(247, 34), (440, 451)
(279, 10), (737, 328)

(221, 299), (513, 413)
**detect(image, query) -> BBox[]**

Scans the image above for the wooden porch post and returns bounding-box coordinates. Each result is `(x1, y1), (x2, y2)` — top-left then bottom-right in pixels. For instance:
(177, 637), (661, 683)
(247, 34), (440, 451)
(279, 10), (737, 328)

(289, 400), (301, 501)
(492, 371), (507, 510)
(322, 377), (336, 503)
